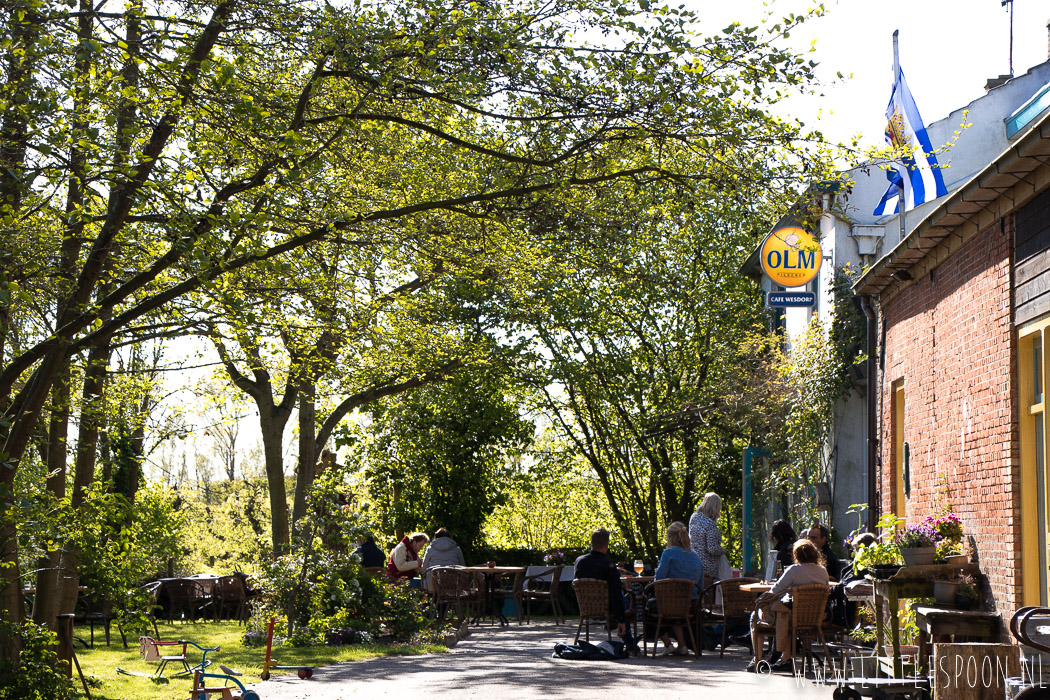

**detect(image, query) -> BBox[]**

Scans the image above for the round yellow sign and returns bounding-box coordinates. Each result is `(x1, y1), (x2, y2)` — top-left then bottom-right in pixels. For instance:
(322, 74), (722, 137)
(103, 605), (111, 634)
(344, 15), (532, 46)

(760, 227), (822, 288)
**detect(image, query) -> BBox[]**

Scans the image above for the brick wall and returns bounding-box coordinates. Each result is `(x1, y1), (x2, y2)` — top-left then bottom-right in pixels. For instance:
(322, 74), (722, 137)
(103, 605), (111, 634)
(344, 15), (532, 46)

(880, 216), (1019, 612)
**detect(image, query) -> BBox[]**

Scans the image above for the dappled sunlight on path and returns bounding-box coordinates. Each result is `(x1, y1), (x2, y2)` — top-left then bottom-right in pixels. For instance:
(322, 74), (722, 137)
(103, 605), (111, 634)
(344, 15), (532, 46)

(249, 621), (836, 699)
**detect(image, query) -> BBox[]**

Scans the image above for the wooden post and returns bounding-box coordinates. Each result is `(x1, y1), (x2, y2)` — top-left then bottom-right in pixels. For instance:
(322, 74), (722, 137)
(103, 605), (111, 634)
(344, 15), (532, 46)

(932, 643), (1017, 700)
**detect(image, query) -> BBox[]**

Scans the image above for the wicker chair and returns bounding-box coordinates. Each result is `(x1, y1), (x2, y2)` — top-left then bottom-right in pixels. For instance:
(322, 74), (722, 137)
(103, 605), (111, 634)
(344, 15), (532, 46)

(699, 577), (759, 657)
(521, 565), (565, 624)
(216, 576), (248, 623)
(790, 584), (831, 664)
(753, 583), (830, 662)
(162, 578), (208, 623)
(432, 567), (474, 623)
(644, 578), (701, 658)
(573, 578), (613, 643)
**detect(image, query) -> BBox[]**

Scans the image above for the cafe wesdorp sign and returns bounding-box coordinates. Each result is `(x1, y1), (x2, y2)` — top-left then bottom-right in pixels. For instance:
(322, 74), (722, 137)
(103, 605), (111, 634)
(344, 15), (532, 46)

(760, 226), (822, 288)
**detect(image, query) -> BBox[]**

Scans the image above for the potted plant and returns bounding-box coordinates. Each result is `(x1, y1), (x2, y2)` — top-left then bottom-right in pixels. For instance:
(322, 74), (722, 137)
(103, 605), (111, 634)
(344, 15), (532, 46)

(932, 579), (961, 605)
(924, 513), (965, 563)
(895, 524), (941, 566)
(854, 540), (903, 578)
(955, 576), (979, 610)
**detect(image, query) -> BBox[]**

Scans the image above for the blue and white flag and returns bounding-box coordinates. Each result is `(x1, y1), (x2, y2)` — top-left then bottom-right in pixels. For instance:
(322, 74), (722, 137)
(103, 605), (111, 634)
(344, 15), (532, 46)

(873, 66), (947, 216)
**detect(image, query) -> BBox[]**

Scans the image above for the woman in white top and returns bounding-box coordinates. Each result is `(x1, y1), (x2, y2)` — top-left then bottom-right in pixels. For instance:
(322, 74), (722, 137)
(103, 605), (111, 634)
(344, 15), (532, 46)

(688, 492), (726, 581)
(746, 538), (828, 672)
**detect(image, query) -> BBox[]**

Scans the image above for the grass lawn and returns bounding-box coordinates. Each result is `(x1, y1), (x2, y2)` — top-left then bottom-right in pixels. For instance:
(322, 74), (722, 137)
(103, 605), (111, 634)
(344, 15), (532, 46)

(71, 620), (445, 700)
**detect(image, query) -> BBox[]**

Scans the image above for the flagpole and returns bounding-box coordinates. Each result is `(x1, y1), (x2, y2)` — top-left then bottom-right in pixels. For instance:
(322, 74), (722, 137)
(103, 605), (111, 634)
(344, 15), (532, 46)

(893, 30), (906, 246)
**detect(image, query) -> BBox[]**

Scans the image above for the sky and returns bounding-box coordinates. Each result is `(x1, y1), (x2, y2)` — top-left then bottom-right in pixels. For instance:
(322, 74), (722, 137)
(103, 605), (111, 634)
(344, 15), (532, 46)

(690, 0), (1049, 148)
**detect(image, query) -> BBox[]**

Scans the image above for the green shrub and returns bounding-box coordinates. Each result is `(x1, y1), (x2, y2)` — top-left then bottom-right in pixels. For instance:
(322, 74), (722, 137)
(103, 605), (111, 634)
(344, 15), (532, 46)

(0, 622), (74, 700)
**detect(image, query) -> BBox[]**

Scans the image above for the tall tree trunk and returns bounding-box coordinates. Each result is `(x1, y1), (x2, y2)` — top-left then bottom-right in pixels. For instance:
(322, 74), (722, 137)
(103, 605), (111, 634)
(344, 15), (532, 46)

(56, 343), (111, 622)
(292, 380), (316, 531)
(259, 407), (291, 554)
(32, 365), (71, 629)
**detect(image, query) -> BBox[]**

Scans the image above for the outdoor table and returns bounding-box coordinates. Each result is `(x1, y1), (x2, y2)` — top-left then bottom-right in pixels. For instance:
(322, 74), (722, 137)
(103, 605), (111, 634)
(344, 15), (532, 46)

(463, 566), (526, 626)
(913, 605), (1000, 675)
(867, 563), (980, 678)
(740, 581), (775, 593)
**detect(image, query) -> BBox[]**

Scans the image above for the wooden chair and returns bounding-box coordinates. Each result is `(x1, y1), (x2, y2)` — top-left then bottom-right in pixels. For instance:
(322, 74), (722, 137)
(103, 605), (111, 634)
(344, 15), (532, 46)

(644, 578), (701, 657)
(699, 577), (759, 657)
(573, 578), (613, 643)
(521, 565), (565, 624)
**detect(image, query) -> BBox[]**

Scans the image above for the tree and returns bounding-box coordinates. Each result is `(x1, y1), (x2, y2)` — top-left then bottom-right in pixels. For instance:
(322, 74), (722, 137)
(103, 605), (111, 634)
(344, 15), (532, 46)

(362, 368), (533, 553)
(1, 0), (828, 654)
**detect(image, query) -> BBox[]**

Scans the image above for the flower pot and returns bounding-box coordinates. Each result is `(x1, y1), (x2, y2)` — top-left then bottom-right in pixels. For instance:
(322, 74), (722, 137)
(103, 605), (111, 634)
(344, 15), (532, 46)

(443, 633), (458, 648)
(933, 581), (960, 605)
(868, 564), (902, 579)
(944, 554), (968, 565)
(900, 546), (937, 566)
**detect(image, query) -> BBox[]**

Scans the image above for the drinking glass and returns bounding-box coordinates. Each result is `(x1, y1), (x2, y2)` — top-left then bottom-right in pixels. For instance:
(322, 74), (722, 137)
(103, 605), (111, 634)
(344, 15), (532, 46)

(633, 559), (644, 574)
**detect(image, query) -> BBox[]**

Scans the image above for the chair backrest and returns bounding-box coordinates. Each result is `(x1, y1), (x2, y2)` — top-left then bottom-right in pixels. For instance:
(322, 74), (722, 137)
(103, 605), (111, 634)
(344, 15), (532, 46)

(791, 584), (830, 629)
(652, 578), (697, 620)
(217, 576), (245, 601)
(573, 578), (609, 618)
(431, 567), (465, 601)
(717, 577), (760, 618)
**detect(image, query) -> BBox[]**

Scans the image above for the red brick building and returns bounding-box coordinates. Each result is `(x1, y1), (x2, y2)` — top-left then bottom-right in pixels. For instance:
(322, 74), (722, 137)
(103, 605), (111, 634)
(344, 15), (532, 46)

(857, 109), (1050, 613)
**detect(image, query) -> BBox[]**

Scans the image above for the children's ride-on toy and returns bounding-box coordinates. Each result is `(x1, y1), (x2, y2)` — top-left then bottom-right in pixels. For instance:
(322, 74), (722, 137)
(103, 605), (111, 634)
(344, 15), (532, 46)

(118, 637), (219, 681)
(260, 617), (314, 681)
(187, 667), (261, 700)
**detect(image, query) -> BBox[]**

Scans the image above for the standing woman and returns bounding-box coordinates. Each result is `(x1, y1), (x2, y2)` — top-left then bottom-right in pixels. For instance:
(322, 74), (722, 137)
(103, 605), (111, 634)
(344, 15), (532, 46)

(689, 492), (726, 582)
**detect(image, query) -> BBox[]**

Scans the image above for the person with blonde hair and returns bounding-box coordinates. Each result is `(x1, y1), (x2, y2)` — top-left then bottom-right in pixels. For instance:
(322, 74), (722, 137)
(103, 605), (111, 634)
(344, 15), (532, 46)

(689, 492), (726, 580)
(387, 532), (430, 584)
(652, 521), (704, 655)
(746, 538), (828, 673)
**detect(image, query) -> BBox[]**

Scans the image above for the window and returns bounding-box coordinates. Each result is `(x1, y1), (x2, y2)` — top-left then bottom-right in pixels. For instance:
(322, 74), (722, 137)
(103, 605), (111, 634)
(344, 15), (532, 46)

(1020, 320), (1050, 605)
(892, 380), (906, 518)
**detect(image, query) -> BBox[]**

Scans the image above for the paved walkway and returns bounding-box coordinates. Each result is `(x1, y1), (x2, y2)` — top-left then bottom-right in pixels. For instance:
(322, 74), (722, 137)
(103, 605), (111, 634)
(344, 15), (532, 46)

(248, 622), (838, 699)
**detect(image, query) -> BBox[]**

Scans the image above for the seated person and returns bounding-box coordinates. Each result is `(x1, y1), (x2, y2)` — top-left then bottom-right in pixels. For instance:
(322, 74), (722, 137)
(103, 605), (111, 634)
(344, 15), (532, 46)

(353, 534), (386, 568)
(387, 532), (430, 585)
(806, 522), (843, 581)
(746, 538), (828, 673)
(652, 521), (704, 656)
(420, 527), (466, 593)
(769, 519), (797, 571)
(574, 528), (638, 655)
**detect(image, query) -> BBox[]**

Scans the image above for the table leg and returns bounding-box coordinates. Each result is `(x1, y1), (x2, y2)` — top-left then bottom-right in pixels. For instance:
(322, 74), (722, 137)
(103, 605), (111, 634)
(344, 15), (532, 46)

(874, 590), (885, 678)
(888, 588), (901, 678)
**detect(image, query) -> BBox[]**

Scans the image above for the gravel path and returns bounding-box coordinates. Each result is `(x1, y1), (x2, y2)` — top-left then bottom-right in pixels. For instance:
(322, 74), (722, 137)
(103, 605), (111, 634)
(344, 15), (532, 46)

(245, 622), (840, 699)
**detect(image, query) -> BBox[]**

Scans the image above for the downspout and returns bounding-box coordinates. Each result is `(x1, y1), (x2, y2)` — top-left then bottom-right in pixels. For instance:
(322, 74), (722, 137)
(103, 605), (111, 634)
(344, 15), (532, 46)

(859, 294), (879, 533)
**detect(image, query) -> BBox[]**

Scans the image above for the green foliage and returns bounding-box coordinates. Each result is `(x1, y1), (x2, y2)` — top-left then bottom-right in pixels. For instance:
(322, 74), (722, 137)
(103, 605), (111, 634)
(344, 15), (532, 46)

(363, 368), (533, 552)
(483, 443), (617, 551)
(381, 581), (430, 643)
(177, 477), (274, 575)
(0, 622), (74, 700)
(853, 541), (903, 570)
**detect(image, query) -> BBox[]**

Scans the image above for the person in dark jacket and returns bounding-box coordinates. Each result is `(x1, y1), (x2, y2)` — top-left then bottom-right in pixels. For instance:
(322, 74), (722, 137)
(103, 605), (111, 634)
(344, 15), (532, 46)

(574, 528), (638, 654)
(806, 522), (843, 580)
(353, 535), (386, 568)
